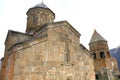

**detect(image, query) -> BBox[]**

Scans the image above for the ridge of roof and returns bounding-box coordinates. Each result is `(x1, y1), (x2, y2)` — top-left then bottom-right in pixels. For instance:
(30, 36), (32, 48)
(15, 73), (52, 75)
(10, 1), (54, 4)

(5, 30), (32, 45)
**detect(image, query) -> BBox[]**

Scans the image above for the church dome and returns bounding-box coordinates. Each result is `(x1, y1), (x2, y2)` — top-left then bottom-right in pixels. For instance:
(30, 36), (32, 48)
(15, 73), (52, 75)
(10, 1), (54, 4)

(26, 1), (55, 34)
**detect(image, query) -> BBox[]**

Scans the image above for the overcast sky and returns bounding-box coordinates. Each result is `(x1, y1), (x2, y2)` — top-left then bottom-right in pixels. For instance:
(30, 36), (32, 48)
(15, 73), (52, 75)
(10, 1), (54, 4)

(0, 0), (120, 59)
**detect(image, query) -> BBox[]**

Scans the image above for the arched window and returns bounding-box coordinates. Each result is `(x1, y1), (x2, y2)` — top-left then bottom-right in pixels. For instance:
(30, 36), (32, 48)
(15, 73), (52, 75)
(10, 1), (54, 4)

(100, 51), (105, 59)
(92, 53), (96, 59)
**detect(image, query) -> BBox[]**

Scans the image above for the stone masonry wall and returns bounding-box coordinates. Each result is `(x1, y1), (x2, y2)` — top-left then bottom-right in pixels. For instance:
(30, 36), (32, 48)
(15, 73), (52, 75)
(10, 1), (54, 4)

(12, 23), (95, 80)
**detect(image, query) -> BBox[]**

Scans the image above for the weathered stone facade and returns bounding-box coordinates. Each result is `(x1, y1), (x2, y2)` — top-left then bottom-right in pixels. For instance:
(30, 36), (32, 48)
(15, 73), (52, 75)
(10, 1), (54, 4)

(0, 2), (119, 80)
(89, 30), (119, 80)
(11, 21), (95, 80)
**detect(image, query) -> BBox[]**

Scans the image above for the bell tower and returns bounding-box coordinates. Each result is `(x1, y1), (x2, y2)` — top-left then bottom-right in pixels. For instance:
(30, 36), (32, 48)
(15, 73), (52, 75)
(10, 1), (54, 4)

(89, 30), (110, 70)
(26, 2), (55, 34)
(89, 30), (112, 80)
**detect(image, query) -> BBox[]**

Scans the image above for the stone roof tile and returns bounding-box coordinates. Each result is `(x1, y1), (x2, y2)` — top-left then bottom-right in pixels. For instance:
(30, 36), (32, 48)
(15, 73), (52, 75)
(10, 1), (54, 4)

(34, 1), (48, 8)
(89, 30), (106, 44)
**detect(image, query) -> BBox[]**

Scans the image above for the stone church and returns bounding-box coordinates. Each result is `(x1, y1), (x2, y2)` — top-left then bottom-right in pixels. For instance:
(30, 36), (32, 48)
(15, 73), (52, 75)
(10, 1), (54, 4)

(0, 2), (119, 80)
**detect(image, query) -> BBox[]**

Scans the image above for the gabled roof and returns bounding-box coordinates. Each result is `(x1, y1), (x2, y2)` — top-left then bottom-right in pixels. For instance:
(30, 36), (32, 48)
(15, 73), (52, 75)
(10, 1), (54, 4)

(33, 20), (81, 39)
(47, 20), (81, 37)
(5, 30), (32, 50)
(89, 30), (106, 44)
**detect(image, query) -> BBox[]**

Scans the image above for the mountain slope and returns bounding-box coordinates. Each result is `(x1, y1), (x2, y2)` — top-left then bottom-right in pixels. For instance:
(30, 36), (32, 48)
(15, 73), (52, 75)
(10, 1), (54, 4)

(110, 46), (120, 69)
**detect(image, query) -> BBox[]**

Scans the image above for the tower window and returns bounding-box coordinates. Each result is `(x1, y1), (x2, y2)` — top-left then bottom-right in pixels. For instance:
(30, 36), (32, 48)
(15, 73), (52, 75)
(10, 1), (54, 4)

(100, 51), (105, 59)
(107, 51), (110, 57)
(92, 53), (96, 59)
(95, 74), (99, 80)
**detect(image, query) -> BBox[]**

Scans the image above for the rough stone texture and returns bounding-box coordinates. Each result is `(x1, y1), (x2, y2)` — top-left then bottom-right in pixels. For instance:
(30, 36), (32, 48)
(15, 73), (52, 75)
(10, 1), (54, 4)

(0, 19), (96, 80)
(89, 41), (118, 71)
(89, 30), (119, 80)
(26, 7), (55, 34)
(6, 53), (15, 80)
(0, 2), (119, 80)
(5, 30), (32, 50)
(11, 21), (95, 80)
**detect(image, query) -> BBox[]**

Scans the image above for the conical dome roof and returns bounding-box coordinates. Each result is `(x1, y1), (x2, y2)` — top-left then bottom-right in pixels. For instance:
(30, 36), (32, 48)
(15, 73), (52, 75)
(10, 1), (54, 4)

(27, 1), (55, 16)
(89, 30), (107, 44)
(34, 1), (48, 8)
